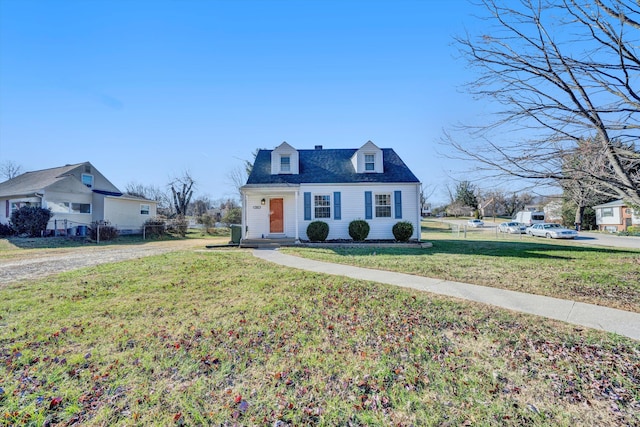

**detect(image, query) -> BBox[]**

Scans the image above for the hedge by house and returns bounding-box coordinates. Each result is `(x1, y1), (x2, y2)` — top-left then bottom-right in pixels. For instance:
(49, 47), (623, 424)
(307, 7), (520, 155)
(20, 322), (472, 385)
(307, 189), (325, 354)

(392, 221), (414, 242)
(348, 219), (370, 241)
(307, 221), (329, 241)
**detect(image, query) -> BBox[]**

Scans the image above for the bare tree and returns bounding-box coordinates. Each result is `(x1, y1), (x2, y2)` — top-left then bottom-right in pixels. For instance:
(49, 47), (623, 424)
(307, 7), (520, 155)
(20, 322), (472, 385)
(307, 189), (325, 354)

(446, 0), (640, 206)
(188, 196), (211, 217)
(124, 182), (171, 214)
(420, 183), (437, 214)
(169, 172), (195, 217)
(0, 160), (23, 181)
(502, 192), (534, 217)
(227, 149), (261, 199)
(226, 166), (247, 200)
(560, 139), (611, 226)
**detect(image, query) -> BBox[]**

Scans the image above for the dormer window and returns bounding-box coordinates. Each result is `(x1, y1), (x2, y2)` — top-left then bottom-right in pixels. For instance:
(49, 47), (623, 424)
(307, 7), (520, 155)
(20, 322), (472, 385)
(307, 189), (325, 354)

(352, 141), (383, 173)
(280, 155), (291, 173)
(365, 154), (375, 171)
(81, 174), (94, 188)
(271, 142), (299, 175)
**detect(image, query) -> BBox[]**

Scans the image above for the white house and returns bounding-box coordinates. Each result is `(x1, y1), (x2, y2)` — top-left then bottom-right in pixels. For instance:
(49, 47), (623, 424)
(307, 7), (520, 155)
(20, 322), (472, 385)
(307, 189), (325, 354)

(240, 141), (422, 242)
(0, 162), (157, 235)
(593, 199), (640, 232)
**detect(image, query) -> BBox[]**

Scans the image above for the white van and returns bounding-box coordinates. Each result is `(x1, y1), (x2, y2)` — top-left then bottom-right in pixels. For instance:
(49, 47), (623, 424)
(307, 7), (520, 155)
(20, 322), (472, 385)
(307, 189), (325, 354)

(514, 211), (545, 226)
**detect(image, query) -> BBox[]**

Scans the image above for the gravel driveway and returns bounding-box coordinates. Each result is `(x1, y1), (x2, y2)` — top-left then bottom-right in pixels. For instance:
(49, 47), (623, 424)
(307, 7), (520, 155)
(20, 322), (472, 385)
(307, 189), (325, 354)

(0, 239), (212, 287)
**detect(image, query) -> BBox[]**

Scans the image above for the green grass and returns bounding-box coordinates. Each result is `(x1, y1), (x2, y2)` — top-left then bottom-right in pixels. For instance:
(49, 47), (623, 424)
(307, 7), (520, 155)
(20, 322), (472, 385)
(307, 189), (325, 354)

(281, 221), (640, 312)
(0, 228), (230, 261)
(1, 249), (638, 426)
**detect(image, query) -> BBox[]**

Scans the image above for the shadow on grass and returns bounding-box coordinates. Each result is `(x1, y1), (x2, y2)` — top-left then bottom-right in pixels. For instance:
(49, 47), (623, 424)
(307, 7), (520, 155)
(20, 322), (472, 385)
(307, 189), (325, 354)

(2, 231), (222, 250)
(318, 238), (639, 260)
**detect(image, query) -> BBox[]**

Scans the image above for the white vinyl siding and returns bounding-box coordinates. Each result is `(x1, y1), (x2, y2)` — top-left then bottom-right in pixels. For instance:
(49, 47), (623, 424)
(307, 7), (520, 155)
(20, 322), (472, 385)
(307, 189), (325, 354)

(297, 183), (420, 240)
(243, 193), (298, 239)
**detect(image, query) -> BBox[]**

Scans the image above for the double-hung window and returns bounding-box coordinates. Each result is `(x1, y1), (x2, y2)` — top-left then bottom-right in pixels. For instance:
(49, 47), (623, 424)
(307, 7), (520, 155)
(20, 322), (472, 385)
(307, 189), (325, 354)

(375, 193), (391, 218)
(314, 195), (331, 218)
(280, 155), (291, 173)
(140, 204), (150, 215)
(602, 207), (614, 217)
(364, 154), (375, 171)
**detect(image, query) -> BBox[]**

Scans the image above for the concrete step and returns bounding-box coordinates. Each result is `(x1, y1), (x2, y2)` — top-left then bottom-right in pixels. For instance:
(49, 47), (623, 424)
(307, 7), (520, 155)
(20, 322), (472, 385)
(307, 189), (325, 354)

(239, 238), (297, 249)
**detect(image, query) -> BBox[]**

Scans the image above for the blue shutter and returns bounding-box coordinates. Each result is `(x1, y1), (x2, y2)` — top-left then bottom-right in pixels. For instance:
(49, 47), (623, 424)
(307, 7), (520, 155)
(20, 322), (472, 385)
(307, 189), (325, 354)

(365, 191), (372, 219)
(334, 192), (341, 220)
(394, 190), (402, 218)
(304, 192), (311, 220)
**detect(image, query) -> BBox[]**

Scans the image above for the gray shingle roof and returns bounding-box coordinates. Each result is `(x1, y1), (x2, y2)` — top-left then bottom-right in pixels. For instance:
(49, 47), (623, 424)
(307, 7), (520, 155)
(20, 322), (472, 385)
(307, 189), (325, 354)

(246, 148), (419, 185)
(0, 163), (84, 197)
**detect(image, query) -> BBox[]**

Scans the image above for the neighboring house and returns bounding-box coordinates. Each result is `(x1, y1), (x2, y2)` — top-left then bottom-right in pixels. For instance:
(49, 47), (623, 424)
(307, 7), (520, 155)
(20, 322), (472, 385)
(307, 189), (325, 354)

(0, 162), (157, 235)
(593, 199), (640, 232)
(240, 141), (421, 242)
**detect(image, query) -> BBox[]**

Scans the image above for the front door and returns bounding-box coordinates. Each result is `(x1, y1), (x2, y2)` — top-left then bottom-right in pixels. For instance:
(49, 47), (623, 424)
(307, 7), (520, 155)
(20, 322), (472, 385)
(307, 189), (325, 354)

(269, 198), (284, 233)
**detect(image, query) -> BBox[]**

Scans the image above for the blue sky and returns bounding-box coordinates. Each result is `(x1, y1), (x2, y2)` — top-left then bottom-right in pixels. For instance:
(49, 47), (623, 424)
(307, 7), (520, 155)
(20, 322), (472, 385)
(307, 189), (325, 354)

(0, 0), (483, 205)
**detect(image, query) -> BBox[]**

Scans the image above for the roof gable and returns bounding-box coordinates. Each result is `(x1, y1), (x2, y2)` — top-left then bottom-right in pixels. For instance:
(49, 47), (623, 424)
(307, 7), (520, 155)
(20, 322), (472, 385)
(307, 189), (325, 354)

(0, 162), (121, 198)
(593, 199), (626, 209)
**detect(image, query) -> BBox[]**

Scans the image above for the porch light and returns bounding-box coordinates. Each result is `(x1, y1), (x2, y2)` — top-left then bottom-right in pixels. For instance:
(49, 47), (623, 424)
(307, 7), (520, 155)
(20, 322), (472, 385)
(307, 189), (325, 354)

(261, 198), (266, 205)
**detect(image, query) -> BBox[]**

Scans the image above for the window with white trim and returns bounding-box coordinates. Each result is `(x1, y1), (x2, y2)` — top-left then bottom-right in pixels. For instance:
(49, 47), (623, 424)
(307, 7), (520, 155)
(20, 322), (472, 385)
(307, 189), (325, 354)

(364, 154), (375, 171)
(280, 155), (291, 173)
(48, 201), (70, 213)
(314, 195), (331, 218)
(375, 193), (391, 218)
(140, 204), (150, 215)
(602, 207), (614, 217)
(82, 174), (94, 188)
(71, 203), (91, 214)
(9, 201), (41, 213)
(48, 201), (91, 214)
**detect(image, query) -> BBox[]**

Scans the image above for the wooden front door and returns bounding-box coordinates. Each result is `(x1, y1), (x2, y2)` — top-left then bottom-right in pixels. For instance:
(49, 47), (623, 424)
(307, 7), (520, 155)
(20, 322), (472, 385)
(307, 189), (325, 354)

(269, 198), (284, 233)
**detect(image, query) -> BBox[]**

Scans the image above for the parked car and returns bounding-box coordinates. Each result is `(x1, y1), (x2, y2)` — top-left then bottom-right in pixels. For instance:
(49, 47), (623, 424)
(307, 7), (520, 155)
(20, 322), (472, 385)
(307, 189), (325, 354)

(527, 223), (578, 239)
(467, 219), (484, 228)
(498, 221), (527, 234)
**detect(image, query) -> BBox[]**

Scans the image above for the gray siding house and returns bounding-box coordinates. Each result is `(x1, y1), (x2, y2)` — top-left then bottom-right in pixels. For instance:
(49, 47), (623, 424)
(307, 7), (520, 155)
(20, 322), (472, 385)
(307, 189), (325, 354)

(240, 141), (421, 242)
(0, 162), (157, 235)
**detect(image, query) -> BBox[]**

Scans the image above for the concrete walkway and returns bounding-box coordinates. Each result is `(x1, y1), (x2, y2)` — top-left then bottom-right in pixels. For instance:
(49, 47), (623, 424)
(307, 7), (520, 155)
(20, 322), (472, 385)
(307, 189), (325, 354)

(253, 249), (640, 341)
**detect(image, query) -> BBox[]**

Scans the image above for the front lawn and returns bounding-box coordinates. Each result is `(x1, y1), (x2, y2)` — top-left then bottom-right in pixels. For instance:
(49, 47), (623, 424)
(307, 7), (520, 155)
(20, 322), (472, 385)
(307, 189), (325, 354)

(1, 250), (638, 426)
(282, 228), (640, 313)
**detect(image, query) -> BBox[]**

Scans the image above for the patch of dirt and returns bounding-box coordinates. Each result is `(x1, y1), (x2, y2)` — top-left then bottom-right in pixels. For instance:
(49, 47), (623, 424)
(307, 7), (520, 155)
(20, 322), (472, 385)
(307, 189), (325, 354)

(0, 239), (212, 287)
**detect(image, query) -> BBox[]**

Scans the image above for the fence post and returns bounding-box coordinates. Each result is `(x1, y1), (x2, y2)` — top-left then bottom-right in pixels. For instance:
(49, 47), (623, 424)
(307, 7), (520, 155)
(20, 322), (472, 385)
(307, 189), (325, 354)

(97, 224), (100, 244)
(143, 225), (146, 240)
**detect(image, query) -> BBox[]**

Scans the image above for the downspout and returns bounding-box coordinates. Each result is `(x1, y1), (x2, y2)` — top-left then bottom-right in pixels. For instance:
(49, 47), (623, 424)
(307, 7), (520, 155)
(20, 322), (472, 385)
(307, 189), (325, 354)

(416, 183), (421, 242)
(241, 188), (247, 240)
(294, 190), (299, 242)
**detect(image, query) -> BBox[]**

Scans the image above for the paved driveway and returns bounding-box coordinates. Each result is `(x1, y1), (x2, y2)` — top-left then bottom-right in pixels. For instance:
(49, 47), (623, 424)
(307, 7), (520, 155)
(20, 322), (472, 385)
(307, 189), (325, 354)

(0, 239), (211, 287)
